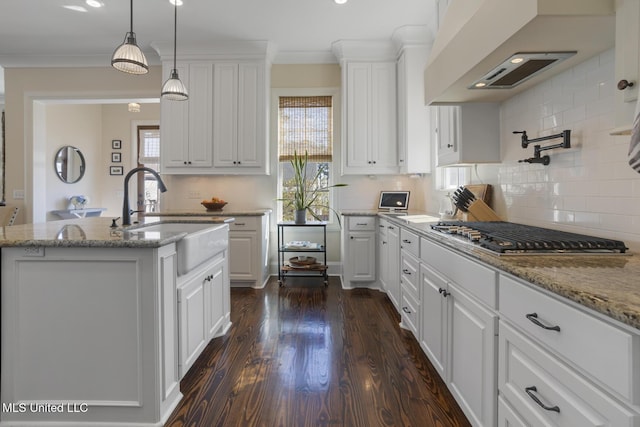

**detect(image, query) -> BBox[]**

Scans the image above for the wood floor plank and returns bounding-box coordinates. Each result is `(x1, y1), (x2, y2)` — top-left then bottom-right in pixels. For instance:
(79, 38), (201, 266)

(165, 277), (471, 427)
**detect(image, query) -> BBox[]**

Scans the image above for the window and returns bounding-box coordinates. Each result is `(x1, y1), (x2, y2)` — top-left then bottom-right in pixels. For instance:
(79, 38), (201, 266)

(435, 166), (470, 190)
(278, 95), (334, 223)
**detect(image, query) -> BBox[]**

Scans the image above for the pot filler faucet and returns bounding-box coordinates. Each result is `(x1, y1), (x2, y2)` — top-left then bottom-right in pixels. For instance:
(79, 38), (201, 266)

(122, 167), (167, 226)
(513, 129), (571, 166)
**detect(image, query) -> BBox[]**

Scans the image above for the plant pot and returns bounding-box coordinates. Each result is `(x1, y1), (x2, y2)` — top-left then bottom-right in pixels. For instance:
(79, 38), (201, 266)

(294, 209), (307, 224)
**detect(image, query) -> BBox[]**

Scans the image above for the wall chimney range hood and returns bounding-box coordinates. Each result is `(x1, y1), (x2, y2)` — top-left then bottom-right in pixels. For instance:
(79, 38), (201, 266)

(424, 0), (615, 104)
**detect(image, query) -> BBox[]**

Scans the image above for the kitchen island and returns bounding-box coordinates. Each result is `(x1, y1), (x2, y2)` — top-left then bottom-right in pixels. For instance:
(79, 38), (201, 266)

(0, 216), (232, 427)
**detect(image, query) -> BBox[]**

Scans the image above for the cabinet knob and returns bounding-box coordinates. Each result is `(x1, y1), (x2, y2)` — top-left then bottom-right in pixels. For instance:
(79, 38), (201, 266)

(438, 288), (450, 297)
(447, 144), (453, 148)
(402, 269), (411, 275)
(617, 79), (635, 90)
(188, 161), (192, 164)
(402, 307), (411, 314)
(183, 161), (187, 165)
(350, 236), (354, 239)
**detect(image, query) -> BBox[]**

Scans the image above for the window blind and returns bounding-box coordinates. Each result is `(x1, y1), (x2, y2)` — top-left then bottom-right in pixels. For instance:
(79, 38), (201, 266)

(278, 96), (333, 162)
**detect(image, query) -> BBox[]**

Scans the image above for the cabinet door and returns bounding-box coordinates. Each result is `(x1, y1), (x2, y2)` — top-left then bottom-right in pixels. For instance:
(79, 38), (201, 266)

(386, 224), (400, 310)
(614, 0), (640, 130)
(236, 63), (264, 168)
(178, 273), (207, 377)
(447, 281), (497, 427)
(345, 63), (371, 170)
(435, 105), (458, 166)
(378, 226), (389, 291)
(204, 257), (225, 339)
(188, 63), (213, 167)
(346, 232), (376, 281)
(161, 63), (190, 169)
(420, 264), (447, 378)
(213, 63), (239, 168)
(370, 62), (398, 171)
(229, 231), (257, 281)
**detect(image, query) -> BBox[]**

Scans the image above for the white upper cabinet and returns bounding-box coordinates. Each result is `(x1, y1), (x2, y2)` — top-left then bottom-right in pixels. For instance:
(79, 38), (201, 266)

(394, 26), (432, 174)
(613, 0), (640, 134)
(343, 61), (398, 174)
(153, 42), (272, 175)
(213, 62), (268, 174)
(435, 103), (500, 167)
(334, 40), (399, 175)
(161, 62), (214, 171)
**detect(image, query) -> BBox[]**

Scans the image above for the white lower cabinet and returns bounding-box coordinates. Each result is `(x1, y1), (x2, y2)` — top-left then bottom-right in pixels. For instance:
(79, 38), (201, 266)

(228, 214), (270, 288)
(341, 216), (377, 287)
(177, 251), (229, 378)
(419, 235), (498, 427)
(498, 274), (640, 426)
(499, 321), (637, 427)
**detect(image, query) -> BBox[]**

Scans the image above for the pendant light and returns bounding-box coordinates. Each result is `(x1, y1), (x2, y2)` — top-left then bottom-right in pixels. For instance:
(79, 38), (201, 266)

(111, 0), (149, 74)
(161, 0), (188, 100)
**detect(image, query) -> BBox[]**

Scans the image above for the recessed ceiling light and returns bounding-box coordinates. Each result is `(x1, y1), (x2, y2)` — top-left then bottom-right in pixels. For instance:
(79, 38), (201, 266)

(169, 0), (183, 5)
(85, 0), (104, 7)
(474, 82), (487, 88)
(510, 57), (524, 64)
(63, 5), (88, 12)
(334, 0), (348, 4)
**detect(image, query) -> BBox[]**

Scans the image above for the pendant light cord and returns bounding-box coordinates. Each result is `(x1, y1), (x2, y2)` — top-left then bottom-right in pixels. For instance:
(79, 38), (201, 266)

(129, 0), (134, 33)
(172, 2), (177, 70)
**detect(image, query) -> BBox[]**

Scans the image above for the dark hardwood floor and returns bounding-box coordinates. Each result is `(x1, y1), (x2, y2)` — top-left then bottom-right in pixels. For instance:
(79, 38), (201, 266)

(165, 276), (471, 427)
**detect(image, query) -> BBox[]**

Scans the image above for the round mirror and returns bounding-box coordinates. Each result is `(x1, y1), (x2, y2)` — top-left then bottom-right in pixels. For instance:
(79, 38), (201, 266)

(54, 146), (86, 184)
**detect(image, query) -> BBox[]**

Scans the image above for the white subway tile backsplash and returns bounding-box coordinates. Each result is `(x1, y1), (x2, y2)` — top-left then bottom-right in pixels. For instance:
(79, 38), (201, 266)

(477, 48), (640, 246)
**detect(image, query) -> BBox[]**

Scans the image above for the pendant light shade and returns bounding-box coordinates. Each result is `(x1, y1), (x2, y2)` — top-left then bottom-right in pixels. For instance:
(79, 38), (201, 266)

(111, 0), (148, 74)
(162, 70), (189, 100)
(161, 1), (188, 100)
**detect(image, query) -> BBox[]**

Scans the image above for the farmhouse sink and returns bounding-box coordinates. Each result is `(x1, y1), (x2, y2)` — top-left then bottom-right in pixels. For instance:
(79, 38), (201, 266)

(128, 222), (229, 275)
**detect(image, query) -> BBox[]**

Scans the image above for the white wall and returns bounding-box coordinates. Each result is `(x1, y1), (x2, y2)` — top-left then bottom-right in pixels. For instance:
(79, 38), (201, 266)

(475, 48), (640, 250)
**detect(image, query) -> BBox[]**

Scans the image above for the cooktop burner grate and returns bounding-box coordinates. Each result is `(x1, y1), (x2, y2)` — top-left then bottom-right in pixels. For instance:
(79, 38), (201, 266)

(432, 221), (628, 254)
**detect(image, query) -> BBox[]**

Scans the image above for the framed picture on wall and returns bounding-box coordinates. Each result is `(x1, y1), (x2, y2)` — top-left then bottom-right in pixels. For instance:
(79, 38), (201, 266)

(112, 139), (122, 149)
(111, 152), (121, 163)
(110, 166), (123, 176)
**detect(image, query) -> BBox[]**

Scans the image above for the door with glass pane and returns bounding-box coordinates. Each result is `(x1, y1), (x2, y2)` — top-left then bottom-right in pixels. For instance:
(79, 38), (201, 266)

(137, 126), (161, 213)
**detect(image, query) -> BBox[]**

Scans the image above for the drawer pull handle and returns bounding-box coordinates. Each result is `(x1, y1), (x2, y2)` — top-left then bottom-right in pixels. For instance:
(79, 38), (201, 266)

(356, 223), (368, 226)
(235, 223), (245, 226)
(402, 269), (411, 275)
(438, 288), (450, 297)
(525, 386), (560, 413)
(402, 307), (411, 314)
(526, 313), (561, 332)
(402, 239), (412, 243)
(388, 226), (394, 230)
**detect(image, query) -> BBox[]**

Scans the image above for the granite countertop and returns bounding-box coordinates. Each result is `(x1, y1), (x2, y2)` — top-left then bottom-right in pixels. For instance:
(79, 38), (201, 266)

(145, 208), (272, 217)
(0, 216), (233, 249)
(380, 213), (640, 331)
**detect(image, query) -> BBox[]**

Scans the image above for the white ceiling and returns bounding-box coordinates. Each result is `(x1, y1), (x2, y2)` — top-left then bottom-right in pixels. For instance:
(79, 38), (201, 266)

(0, 0), (433, 68)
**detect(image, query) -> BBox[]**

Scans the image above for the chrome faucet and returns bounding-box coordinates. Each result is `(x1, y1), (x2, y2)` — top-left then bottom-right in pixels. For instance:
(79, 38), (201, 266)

(122, 167), (167, 226)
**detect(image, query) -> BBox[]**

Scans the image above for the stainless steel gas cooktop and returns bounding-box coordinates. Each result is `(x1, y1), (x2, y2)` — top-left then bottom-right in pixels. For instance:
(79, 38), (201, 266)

(431, 221), (628, 255)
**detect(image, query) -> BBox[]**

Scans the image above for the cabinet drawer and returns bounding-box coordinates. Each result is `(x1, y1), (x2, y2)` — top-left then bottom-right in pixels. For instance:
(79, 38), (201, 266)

(400, 228), (420, 258)
(500, 274), (639, 403)
(400, 251), (419, 300)
(499, 321), (638, 427)
(420, 238), (497, 309)
(348, 216), (376, 231)
(401, 288), (419, 337)
(228, 216), (259, 231)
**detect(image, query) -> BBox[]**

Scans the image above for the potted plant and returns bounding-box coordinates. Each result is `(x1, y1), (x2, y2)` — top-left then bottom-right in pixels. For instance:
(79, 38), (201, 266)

(279, 150), (347, 224)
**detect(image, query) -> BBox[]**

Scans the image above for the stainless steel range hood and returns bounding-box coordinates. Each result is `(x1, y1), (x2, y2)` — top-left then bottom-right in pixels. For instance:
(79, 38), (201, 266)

(424, 0), (615, 104)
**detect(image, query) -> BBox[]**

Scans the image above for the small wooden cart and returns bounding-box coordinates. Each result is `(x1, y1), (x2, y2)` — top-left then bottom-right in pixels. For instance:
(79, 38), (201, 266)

(277, 221), (328, 286)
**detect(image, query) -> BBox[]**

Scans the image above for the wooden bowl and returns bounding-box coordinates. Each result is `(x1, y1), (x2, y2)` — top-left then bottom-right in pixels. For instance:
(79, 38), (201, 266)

(201, 201), (227, 211)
